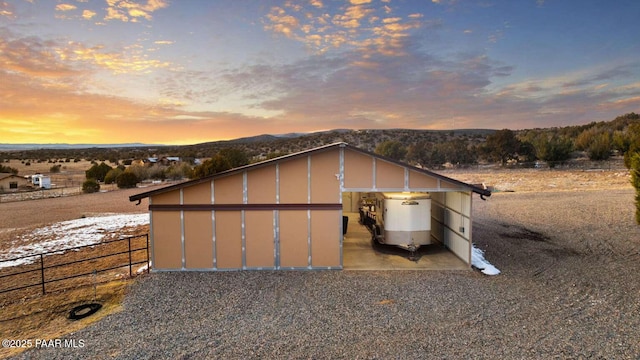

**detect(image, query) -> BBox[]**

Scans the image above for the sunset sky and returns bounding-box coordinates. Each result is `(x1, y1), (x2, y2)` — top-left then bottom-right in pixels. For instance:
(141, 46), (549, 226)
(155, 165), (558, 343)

(1, 0), (639, 145)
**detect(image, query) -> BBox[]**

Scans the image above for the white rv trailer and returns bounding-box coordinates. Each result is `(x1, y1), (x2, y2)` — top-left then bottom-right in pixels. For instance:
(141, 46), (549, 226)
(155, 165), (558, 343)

(361, 192), (431, 252)
(31, 174), (52, 189)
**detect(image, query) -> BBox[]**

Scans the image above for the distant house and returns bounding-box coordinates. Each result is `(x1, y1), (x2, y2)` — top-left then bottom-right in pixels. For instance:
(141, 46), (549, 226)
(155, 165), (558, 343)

(131, 156), (181, 167)
(159, 156), (181, 166)
(0, 173), (30, 192)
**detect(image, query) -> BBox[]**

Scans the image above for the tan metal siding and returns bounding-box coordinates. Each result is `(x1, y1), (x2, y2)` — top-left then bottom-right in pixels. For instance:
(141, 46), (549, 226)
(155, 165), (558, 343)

(310, 210), (341, 267)
(375, 160), (405, 188)
(441, 180), (463, 189)
(184, 211), (214, 269)
(183, 181), (212, 204)
(409, 170), (438, 188)
(215, 211), (243, 269)
(151, 211), (182, 269)
(152, 191), (180, 205)
(344, 149), (373, 188)
(279, 157), (308, 203)
(310, 149), (340, 203)
(247, 166), (276, 204)
(245, 210), (275, 268)
(279, 211), (308, 267)
(214, 174), (243, 204)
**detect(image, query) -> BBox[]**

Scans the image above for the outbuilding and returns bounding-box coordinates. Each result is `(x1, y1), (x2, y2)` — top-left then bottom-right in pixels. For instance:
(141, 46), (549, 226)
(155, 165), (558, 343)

(129, 142), (490, 271)
(0, 173), (30, 192)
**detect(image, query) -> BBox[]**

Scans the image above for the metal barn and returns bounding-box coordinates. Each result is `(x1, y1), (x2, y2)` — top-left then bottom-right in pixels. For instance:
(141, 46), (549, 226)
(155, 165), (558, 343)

(129, 143), (490, 271)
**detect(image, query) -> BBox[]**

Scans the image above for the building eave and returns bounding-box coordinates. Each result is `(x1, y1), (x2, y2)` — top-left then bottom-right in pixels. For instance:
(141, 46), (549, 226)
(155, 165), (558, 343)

(129, 142), (490, 203)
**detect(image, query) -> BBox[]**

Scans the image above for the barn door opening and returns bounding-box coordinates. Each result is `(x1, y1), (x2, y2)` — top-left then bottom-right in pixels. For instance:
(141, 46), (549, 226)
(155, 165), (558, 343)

(341, 191), (469, 270)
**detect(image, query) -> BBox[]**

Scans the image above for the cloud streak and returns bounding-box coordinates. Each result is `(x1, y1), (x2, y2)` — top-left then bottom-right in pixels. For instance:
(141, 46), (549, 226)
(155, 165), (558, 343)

(264, 0), (424, 56)
(104, 0), (168, 22)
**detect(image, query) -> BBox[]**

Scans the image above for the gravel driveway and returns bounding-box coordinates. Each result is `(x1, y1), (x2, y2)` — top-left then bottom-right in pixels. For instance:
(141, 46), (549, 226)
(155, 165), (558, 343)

(14, 189), (640, 359)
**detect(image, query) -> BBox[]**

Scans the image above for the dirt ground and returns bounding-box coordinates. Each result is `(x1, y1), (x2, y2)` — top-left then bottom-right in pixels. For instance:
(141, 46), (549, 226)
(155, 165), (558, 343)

(0, 186), (157, 251)
(3, 159), (96, 188)
(440, 167), (632, 193)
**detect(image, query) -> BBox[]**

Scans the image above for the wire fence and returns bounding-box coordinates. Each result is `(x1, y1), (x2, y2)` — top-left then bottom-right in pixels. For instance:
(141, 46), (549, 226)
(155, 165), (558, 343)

(0, 234), (149, 298)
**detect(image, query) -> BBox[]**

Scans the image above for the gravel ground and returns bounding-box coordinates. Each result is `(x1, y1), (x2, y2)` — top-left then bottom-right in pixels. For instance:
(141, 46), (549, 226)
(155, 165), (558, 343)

(12, 186), (640, 359)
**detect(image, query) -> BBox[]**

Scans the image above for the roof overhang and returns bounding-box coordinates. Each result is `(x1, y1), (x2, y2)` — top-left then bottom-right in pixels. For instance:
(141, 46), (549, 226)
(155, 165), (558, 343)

(129, 142), (491, 203)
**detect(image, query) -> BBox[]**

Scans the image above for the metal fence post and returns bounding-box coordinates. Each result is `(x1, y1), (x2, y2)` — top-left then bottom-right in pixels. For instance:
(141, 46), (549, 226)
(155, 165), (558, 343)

(128, 236), (132, 277)
(40, 254), (45, 295)
(146, 233), (150, 273)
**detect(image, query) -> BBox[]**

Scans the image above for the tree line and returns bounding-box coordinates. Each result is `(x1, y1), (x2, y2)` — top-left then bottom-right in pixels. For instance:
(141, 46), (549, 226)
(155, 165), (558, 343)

(373, 113), (640, 169)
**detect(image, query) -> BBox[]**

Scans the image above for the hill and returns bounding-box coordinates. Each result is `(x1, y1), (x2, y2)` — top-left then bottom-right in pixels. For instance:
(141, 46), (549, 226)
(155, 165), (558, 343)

(0, 113), (638, 169)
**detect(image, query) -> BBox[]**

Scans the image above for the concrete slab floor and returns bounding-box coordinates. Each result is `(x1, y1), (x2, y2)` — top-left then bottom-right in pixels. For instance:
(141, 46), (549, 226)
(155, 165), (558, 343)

(342, 212), (470, 271)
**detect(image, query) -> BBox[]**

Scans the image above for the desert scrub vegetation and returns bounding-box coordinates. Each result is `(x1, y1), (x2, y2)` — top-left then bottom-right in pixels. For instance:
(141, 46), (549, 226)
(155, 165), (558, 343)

(82, 179), (100, 193)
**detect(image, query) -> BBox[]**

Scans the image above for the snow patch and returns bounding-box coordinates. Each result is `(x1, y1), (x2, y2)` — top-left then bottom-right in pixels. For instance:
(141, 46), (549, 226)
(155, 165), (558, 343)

(0, 213), (149, 268)
(472, 245), (501, 275)
(136, 263), (149, 274)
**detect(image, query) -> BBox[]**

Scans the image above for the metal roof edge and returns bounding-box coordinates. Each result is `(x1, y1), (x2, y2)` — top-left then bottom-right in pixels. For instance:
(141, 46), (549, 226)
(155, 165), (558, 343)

(129, 142), (348, 202)
(129, 141), (490, 202)
(340, 144), (491, 197)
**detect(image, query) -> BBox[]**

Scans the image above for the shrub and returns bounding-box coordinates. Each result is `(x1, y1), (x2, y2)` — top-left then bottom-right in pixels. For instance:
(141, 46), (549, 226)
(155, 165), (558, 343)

(375, 140), (407, 161)
(104, 168), (124, 184)
(0, 164), (18, 175)
(587, 132), (612, 161)
(126, 164), (149, 181)
(533, 134), (573, 166)
(85, 162), (113, 182)
(82, 179), (100, 193)
(165, 163), (193, 180)
(116, 172), (138, 189)
(218, 148), (250, 168)
(50, 164), (62, 173)
(192, 155), (231, 179)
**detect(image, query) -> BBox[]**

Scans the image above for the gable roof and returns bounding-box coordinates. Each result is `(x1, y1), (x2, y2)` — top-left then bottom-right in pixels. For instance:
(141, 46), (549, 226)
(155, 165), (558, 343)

(129, 142), (491, 202)
(0, 173), (23, 181)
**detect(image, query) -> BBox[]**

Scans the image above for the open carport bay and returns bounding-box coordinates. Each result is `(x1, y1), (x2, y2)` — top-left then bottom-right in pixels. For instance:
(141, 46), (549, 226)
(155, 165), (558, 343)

(342, 212), (469, 270)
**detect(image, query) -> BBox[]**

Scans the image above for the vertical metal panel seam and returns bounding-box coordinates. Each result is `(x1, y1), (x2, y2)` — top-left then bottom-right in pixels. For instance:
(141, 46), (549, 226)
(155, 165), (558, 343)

(243, 171), (248, 204)
(307, 155), (311, 204)
(274, 210), (280, 270)
(275, 163), (280, 204)
(275, 164), (279, 269)
(307, 155), (311, 268)
(180, 188), (185, 270)
(242, 171), (247, 269)
(339, 147), (345, 195)
(241, 210), (246, 270)
(212, 179), (217, 269)
(273, 210), (277, 268)
(149, 197), (155, 271)
(468, 191), (473, 267)
(404, 168), (409, 191)
(339, 146), (345, 268)
(307, 209), (311, 268)
(372, 157), (376, 190)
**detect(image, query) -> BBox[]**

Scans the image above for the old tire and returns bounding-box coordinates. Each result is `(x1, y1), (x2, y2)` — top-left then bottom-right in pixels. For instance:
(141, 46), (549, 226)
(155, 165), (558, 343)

(68, 303), (102, 320)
